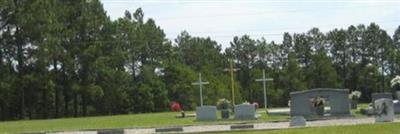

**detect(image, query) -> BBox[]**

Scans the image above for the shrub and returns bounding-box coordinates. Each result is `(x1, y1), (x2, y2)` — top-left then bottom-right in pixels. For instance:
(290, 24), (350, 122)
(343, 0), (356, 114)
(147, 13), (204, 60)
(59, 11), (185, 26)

(216, 98), (231, 110)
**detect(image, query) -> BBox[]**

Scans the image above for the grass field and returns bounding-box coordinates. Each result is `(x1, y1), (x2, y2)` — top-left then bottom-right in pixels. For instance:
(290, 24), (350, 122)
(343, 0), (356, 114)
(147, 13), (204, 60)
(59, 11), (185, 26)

(218, 122), (400, 134)
(0, 110), (288, 133)
(0, 104), (393, 133)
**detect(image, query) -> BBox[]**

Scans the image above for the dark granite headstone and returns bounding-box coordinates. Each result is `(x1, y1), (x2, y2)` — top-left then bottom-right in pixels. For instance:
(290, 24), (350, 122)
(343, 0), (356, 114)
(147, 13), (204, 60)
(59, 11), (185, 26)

(290, 88), (351, 118)
(372, 92), (393, 103)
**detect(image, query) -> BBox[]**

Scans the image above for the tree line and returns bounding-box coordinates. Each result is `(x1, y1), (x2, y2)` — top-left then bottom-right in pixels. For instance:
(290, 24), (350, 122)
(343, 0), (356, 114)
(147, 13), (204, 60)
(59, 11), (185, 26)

(1, 0), (399, 121)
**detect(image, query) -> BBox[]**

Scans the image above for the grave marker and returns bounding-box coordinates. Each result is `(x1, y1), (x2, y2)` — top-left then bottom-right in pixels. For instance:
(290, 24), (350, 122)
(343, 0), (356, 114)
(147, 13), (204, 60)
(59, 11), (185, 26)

(255, 69), (273, 111)
(224, 59), (240, 105)
(192, 73), (209, 106)
(374, 98), (394, 122)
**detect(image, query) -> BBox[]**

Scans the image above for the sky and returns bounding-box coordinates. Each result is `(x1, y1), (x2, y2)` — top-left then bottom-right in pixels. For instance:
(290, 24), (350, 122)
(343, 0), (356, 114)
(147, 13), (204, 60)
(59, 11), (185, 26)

(100, 0), (400, 49)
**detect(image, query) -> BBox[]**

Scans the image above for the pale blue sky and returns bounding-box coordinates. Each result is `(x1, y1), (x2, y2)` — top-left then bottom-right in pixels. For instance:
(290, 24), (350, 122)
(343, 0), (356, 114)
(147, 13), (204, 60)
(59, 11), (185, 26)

(101, 0), (400, 49)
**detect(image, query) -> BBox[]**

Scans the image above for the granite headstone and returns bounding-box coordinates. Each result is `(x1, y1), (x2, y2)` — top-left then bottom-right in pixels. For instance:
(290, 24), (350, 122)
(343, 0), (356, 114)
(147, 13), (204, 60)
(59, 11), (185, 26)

(371, 92), (393, 103)
(374, 98), (394, 122)
(234, 104), (256, 120)
(196, 106), (217, 121)
(394, 100), (400, 114)
(290, 88), (351, 118)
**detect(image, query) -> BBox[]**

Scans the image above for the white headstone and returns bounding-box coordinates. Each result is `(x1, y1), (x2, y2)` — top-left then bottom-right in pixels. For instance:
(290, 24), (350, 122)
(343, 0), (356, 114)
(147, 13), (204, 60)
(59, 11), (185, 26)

(290, 116), (306, 127)
(374, 98), (394, 122)
(196, 106), (217, 121)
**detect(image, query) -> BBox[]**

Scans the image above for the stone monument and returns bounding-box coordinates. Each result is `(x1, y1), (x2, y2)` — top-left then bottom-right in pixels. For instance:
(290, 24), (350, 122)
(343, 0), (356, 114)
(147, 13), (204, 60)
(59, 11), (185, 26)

(374, 98), (394, 122)
(196, 106), (217, 121)
(394, 100), (400, 114)
(371, 92), (393, 103)
(234, 104), (256, 120)
(290, 88), (351, 118)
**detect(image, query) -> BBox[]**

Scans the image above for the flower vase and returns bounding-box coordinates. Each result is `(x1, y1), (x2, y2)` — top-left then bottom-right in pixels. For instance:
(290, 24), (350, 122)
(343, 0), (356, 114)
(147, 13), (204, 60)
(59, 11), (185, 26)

(350, 100), (358, 109)
(221, 109), (230, 119)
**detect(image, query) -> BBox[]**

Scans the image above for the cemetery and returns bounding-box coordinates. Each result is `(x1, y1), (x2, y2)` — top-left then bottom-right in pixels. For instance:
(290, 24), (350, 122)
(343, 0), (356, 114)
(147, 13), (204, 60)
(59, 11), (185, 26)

(2, 74), (400, 133)
(1, 1), (400, 134)
(1, 58), (400, 133)
(1, 59), (400, 133)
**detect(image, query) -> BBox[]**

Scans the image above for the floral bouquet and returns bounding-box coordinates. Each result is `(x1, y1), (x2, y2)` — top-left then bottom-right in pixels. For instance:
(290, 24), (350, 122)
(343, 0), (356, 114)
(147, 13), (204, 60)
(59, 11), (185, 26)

(349, 90), (361, 100)
(217, 98), (231, 110)
(391, 76), (400, 90)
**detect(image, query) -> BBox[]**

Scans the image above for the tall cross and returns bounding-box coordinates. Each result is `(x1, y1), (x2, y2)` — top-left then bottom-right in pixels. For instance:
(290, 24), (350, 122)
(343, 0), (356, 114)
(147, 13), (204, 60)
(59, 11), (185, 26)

(255, 69), (273, 111)
(224, 59), (240, 105)
(192, 73), (209, 107)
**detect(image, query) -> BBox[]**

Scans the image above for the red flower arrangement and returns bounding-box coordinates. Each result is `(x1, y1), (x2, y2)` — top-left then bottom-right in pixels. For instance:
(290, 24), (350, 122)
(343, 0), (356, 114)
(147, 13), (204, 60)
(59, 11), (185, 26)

(170, 101), (182, 112)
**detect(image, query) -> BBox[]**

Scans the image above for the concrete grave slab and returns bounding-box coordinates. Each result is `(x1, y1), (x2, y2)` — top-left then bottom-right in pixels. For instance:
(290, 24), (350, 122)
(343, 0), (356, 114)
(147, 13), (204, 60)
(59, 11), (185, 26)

(124, 128), (155, 134)
(290, 116), (306, 127)
(47, 131), (97, 134)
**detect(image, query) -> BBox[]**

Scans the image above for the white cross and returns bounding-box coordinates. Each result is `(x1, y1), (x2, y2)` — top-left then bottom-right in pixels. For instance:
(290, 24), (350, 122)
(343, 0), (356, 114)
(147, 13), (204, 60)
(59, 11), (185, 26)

(192, 73), (209, 107)
(255, 69), (273, 111)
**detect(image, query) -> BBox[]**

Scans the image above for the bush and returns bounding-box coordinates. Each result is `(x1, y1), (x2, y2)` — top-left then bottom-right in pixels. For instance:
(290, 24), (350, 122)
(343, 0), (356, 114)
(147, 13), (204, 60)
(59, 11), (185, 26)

(216, 98), (231, 110)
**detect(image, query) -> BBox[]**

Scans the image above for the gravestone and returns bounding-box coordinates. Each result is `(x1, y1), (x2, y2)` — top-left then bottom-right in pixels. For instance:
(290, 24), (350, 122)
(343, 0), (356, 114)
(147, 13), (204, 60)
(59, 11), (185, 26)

(234, 104), (256, 120)
(290, 88), (351, 118)
(196, 106), (217, 121)
(371, 92), (393, 103)
(290, 116), (306, 127)
(374, 98), (394, 122)
(394, 100), (400, 114)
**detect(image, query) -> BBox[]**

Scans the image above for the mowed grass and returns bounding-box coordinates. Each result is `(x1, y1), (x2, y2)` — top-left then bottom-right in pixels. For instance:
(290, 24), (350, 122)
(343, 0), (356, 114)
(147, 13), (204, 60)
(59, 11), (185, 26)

(218, 122), (400, 134)
(0, 104), (386, 133)
(0, 112), (190, 133)
(0, 110), (288, 133)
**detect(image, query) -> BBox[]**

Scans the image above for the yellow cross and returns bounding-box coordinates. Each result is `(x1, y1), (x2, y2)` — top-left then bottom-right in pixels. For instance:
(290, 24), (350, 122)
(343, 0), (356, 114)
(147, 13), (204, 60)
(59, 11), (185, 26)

(224, 59), (239, 105)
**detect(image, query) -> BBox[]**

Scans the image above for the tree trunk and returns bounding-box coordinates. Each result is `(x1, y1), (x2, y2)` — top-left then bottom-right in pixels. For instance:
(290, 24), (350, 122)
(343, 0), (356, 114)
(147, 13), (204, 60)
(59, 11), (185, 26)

(0, 101), (3, 120)
(42, 90), (48, 119)
(16, 27), (25, 120)
(0, 47), (3, 70)
(53, 59), (59, 118)
(62, 64), (69, 117)
(381, 62), (385, 92)
(82, 94), (87, 116)
(342, 49), (347, 89)
(74, 93), (78, 117)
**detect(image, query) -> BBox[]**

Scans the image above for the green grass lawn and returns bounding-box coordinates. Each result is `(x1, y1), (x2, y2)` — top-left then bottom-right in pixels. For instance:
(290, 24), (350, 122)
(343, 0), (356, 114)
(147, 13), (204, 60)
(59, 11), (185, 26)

(0, 104), (392, 133)
(217, 122), (400, 134)
(0, 110), (288, 133)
